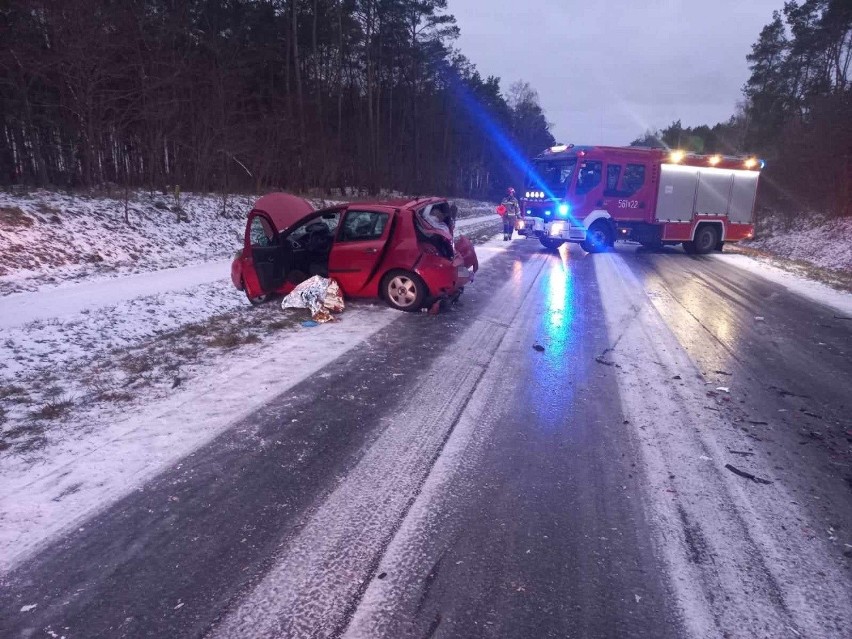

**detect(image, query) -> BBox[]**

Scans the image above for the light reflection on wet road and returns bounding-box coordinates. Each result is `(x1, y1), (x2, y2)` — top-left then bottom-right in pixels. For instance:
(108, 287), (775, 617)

(1, 238), (850, 639)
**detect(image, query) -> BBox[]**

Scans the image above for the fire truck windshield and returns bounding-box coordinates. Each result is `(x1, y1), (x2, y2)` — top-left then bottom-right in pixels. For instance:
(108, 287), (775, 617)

(528, 158), (578, 193)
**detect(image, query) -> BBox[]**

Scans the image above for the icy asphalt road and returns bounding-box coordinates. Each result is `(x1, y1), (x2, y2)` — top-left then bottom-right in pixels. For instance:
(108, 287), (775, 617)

(1, 240), (851, 638)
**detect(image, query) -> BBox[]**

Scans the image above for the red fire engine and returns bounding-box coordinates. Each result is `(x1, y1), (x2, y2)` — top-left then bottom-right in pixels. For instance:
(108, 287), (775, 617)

(517, 144), (762, 253)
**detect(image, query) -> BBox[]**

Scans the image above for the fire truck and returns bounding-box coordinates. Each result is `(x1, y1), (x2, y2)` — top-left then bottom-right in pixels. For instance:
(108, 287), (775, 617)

(517, 144), (762, 254)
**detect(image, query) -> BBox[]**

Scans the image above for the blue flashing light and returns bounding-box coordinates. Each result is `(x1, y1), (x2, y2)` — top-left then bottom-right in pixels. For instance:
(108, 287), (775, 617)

(526, 209), (532, 216)
(558, 204), (570, 217)
(446, 75), (585, 228)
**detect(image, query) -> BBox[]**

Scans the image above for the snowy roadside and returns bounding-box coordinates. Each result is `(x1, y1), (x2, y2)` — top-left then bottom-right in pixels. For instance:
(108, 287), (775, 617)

(734, 214), (852, 292)
(0, 189), (496, 297)
(0, 213), (497, 331)
(0, 228), (505, 574)
(744, 214), (852, 272)
(0, 190), (257, 296)
(712, 252), (852, 316)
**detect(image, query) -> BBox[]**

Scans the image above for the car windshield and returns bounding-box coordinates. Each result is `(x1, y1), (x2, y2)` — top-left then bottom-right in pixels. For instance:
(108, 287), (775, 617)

(528, 158), (578, 192)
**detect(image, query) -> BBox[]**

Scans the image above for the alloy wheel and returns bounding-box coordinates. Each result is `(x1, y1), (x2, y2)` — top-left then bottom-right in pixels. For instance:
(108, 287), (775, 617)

(388, 275), (418, 308)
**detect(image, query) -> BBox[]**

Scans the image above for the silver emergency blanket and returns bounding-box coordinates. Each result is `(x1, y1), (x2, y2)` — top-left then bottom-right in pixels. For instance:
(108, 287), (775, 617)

(281, 275), (345, 323)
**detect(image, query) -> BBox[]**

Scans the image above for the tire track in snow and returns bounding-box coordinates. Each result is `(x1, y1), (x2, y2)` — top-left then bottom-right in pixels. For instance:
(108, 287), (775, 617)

(210, 251), (549, 639)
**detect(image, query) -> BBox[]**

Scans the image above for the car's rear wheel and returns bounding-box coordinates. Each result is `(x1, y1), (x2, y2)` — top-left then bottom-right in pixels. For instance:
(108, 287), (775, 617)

(539, 237), (564, 251)
(382, 270), (427, 312)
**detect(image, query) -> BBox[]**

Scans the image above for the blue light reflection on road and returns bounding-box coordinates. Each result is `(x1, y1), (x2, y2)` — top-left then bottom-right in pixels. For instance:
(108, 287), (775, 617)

(532, 249), (578, 432)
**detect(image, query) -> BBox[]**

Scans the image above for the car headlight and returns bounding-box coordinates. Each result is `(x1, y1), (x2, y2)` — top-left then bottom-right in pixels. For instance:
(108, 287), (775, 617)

(550, 222), (564, 236)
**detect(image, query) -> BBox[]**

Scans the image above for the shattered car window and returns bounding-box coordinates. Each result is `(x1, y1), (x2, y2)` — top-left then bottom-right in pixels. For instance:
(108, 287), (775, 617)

(289, 212), (341, 242)
(416, 203), (452, 237)
(250, 216), (275, 247)
(339, 211), (389, 241)
(414, 203), (454, 259)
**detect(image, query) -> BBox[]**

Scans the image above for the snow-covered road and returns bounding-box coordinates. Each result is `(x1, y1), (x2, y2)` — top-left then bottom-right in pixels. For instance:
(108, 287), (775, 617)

(2, 235), (851, 639)
(0, 260), (232, 330)
(0, 230), (507, 573)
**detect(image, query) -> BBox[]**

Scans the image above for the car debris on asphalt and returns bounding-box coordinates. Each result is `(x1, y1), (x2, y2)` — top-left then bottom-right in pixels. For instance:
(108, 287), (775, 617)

(724, 463), (772, 485)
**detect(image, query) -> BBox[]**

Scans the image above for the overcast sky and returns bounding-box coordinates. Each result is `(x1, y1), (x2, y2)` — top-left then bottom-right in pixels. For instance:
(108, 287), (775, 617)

(449, 0), (785, 146)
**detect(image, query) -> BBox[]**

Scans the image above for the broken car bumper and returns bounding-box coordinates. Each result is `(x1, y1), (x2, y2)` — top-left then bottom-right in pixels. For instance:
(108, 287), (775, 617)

(416, 254), (474, 302)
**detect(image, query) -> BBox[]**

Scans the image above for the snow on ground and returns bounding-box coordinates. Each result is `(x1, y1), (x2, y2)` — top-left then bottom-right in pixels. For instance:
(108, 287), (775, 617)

(0, 197), (504, 574)
(0, 189), (497, 296)
(595, 253), (852, 638)
(0, 302), (400, 572)
(452, 198), (496, 219)
(0, 260), (231, 330)
(211, 244), (542, 639)
(0, 212), (498, 332)
(0, 190), (257, 296)
(742, 214), (852, 273)
(712, 253), (852, 316)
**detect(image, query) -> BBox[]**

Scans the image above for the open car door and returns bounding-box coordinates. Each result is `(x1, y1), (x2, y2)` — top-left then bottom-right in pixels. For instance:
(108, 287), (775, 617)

(242, 211), (282, 299)
(328, 207), (394, 294)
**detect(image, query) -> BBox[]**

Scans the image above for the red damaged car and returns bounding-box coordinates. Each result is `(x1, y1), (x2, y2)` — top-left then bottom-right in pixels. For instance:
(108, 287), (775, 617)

(231, 193), (479, 311)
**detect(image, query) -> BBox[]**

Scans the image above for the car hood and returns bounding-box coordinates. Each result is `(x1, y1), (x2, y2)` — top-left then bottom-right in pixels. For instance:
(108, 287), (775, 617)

(251, 192), (315, 232)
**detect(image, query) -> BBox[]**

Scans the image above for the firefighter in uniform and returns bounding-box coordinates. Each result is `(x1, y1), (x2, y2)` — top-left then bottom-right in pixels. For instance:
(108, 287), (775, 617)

(501, 187), (520, 241)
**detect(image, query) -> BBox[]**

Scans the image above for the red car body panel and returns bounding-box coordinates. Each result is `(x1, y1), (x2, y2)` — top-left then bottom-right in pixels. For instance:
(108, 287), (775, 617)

(232, 195), (477, 306)
(252, 192), (315, 231)
(454, 236), (478, 273)
(231, 192), (314, 293)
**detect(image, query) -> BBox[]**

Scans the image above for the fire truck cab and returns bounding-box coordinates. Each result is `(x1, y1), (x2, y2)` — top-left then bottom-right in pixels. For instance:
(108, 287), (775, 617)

(518, 144), (762, 254)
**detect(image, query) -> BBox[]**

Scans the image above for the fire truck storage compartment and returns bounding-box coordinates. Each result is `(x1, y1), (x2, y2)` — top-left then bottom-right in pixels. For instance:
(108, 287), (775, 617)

(695, 168), (734, 216)
(729, 170), (760, 223)
(656, 164), (759, 224)
(656, 164), (699, 222)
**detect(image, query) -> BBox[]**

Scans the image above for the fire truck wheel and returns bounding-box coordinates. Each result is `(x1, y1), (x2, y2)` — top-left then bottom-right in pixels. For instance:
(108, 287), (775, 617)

(692, 224), (719, 255)
(539, 237), (564, 251)
(581, 221), (613, 253)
